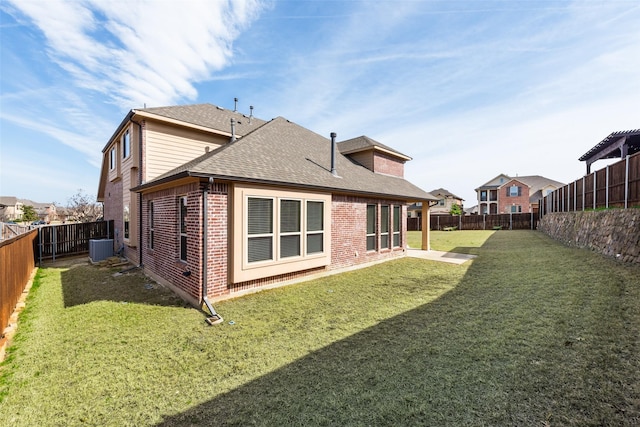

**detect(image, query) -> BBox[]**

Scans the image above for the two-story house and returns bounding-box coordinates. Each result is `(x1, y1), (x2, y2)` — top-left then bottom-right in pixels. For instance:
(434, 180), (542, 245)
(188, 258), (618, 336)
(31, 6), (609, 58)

(97, 103), (435, 311)
(476, 174), (564, 214)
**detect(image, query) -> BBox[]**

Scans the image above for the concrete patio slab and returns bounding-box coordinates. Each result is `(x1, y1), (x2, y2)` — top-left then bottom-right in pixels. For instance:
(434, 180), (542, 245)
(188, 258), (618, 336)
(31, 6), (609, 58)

(407, 249), (477, 265)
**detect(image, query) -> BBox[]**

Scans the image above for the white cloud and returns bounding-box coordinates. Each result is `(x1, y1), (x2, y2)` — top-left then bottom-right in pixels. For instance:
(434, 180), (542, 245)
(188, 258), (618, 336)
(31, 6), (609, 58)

(6, 0), (267, 107)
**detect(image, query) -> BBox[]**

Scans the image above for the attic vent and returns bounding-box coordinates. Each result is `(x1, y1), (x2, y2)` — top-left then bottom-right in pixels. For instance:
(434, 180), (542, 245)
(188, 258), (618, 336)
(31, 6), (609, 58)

(216, 106), (224, 110)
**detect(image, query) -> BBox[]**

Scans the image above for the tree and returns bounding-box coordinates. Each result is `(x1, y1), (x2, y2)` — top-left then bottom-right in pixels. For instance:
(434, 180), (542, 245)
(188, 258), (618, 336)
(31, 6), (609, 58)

(21, 205), (39, 222)
(66, 189), (103, 222)
(449, 204), (463, 216)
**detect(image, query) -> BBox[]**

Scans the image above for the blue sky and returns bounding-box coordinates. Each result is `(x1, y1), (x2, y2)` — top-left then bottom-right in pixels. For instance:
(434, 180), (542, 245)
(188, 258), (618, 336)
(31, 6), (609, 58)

(1, 0), (639, 207)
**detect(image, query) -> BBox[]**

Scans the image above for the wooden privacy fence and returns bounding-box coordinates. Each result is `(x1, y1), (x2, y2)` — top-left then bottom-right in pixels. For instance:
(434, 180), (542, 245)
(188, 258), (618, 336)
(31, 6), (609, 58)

(408, 212), (539, 231)
(1, 230), (37, 343)
(36, 220), (114, 263)
(540, 153), (640, 214)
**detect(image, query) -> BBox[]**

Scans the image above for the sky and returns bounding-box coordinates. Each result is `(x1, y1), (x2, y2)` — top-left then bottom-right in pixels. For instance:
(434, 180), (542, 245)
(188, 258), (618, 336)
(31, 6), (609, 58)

(1, 0), (639, 208)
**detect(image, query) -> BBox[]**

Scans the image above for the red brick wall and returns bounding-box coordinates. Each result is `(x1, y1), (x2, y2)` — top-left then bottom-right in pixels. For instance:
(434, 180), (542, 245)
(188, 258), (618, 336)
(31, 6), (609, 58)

(103, 177), (123, 254)
(141, 186), (409, 303)
(331, 195), (406, 269)
(141, 183), (202, 302)
(204, 183), (229, 298)
(499, 179), (531, 213)
(372, 152), (405, 177)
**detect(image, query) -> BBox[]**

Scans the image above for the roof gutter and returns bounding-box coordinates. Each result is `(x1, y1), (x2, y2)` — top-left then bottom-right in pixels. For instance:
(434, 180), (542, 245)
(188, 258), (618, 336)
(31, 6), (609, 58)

(131, 171), (436, 202)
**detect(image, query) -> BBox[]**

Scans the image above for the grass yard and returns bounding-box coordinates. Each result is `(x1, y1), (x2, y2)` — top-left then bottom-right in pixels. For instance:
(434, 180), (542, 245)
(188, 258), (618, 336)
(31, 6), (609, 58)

(1, 230), (639, 426)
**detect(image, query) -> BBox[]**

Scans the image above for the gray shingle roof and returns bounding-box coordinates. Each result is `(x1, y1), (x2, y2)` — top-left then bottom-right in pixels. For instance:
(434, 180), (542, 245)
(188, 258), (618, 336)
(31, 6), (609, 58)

(140, 117), (434, 201)
(429, 188), (464, 200)
(137, 103), (267, 136)
(338, 135), (411, 160)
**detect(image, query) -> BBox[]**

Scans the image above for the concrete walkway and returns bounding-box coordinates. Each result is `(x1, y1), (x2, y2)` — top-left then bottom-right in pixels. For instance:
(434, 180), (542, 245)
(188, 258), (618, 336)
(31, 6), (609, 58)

(407, 249), (477, 265)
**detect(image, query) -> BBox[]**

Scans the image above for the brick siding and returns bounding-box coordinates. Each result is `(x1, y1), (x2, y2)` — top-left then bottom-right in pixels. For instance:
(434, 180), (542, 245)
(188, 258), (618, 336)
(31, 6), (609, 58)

(372, 152), (405, 177)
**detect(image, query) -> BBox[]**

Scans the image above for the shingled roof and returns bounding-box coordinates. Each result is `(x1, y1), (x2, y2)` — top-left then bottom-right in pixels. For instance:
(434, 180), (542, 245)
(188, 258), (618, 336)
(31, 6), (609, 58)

(135, 117), (434, 201)
(136, 103), (267, 135)
(338, 135), (411, 161)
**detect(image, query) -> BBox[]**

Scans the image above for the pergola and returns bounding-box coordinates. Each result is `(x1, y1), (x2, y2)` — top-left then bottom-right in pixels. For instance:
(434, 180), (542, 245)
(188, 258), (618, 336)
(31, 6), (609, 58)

(579, 129), (640, 174)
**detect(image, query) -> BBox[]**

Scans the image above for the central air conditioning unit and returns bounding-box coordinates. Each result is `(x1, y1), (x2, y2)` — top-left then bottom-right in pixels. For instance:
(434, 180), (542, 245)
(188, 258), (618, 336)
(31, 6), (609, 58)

(89, 239), (114, 262)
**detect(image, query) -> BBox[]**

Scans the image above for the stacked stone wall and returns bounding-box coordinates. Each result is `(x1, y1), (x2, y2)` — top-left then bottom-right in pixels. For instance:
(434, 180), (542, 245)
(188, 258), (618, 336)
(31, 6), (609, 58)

(538, 209), (640, 264)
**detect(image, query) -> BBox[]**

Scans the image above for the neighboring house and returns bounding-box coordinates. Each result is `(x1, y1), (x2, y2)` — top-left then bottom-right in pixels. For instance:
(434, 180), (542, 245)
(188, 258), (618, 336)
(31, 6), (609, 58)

(0, 197), (23, 221)
(20, 199), (57, 223)
(427, 188), (464, 215)
(407, 188), (463, 217)
(475, 174), (564, 214)
(97, 103), (435, 307)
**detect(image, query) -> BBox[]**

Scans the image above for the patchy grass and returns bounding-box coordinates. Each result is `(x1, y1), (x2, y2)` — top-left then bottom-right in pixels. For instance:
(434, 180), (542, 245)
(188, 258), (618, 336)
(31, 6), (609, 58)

(1, 231), (639, 426)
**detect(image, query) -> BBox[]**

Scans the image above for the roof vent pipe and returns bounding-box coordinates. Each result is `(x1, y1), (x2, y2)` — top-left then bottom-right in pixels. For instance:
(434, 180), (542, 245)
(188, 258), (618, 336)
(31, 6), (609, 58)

(234, 97), (238, 112)
(230, 118), (236, 142)
(330, 132), (337, 176)
(249, 105), (253, 124)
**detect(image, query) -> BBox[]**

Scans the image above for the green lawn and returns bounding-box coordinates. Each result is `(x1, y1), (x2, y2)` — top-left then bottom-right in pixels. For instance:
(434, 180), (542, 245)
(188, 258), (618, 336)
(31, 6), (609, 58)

(1, 231), (639, 426)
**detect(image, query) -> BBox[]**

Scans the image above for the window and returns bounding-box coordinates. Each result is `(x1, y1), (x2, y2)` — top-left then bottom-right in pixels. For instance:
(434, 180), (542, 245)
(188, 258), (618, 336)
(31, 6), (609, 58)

(148, 201), (154, 250)
(380, 205), (390, 249)
(123, 205), (130, 239)
(511, 205), (522, 213)
(280, 199), (301, 258)
(247, 197), (274, 262)
(508, 186), (521, 197)
(366, 204), (377, 251)
(438, 199), (445, 206)
(109, 147), (116, 170)
(179, 197), (188, 262)
(306, 201), (324, 254)
(480, 191), (487, 202)
(122, 130), (130, 159)
(247, 196), (325, 263)
(393, 205), (401, 247)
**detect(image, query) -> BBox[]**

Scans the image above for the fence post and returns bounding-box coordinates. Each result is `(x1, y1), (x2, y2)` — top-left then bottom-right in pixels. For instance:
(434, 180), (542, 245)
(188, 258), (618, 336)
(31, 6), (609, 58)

(593, 171), (597, 210)
(52, 225), (56, 262)
(625, 154), (630, 209)
(582, 176), (585, 211)
(459, 215), (462, 231)
(483, 214), (486, 230)
(573, 181), (576, 212)
(606, 165), (609, 209)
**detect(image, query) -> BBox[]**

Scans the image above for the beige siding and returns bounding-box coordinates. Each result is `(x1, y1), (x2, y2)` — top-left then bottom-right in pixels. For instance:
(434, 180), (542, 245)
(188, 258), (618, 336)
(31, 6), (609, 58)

(348, 151), (374, 171)
(144, 121), (229, 182)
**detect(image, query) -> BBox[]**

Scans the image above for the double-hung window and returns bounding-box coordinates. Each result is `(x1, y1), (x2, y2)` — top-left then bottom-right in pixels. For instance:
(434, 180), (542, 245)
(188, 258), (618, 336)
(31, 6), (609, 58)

(306, 201), (324, 254)
(123, 205), (130, 239)
(508, 186), (521, 197)
(380, 205), (390, 249)
(148, 201), (154, 250)
(247, 197), (274, 263)
(280, 199), (301, 258)
(109, 147), (116, 170)
(122, 130), (130, 159)
(392, 205), (401, 247)
(366, 204), (377, 251)
(179, 197), (188, 262)
(247, 196), (326, 264)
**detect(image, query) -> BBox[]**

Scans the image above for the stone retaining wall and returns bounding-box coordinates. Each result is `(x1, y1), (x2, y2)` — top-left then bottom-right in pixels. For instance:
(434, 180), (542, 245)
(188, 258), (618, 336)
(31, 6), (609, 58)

(538, 209), (640, 264)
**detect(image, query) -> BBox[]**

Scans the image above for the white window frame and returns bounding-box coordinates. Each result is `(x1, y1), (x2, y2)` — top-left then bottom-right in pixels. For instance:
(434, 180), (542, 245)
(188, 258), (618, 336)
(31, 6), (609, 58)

(109, 147), (116, 170)
(148, 201), (154, 250)
(122, 129), (131, 159)
(179, 196), (187, 262)
(123, 205), (130, 240)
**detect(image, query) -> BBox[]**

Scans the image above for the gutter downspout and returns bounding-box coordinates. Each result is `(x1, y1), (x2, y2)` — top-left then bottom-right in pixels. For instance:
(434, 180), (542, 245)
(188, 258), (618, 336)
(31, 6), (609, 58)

(202, 177), (223, 325)
(130, 118), (144, 268)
